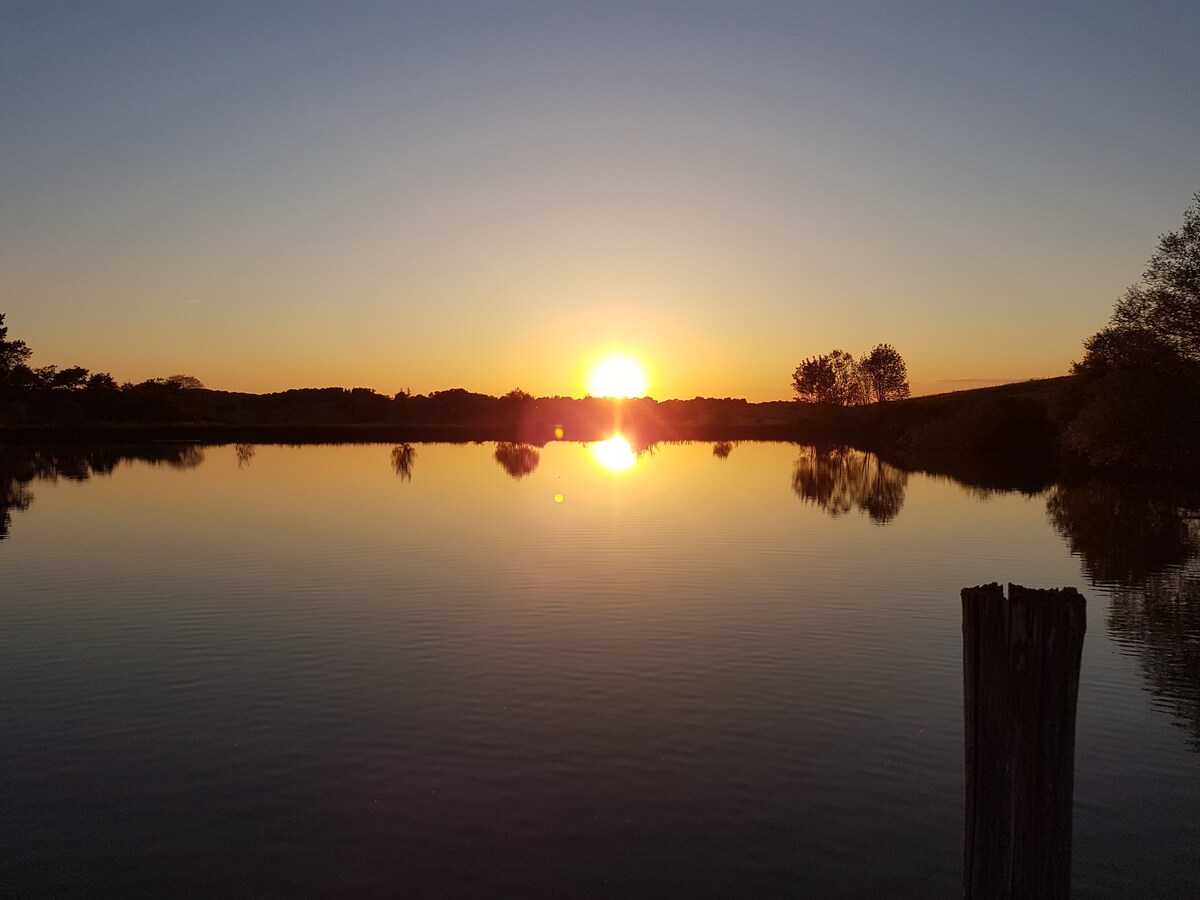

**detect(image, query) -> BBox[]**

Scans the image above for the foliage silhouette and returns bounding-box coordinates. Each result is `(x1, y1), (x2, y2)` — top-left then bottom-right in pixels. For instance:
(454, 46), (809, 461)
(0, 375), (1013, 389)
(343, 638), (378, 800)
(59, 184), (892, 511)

(1060, 192), (1200, 470)
(1110, 190), (1200, 360)
(859, 344), (911, 403)
(1072, 326), (1184, 377)
(792, 344), (909, 406)
(0, 312), (32, 387)
(792, 350), (863, 405)
(1062, 321), (1200, 471)
(712, 441), (734, 459)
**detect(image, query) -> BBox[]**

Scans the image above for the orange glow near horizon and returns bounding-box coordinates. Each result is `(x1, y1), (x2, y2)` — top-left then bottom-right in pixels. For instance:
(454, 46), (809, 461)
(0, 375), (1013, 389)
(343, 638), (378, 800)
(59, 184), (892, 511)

(589, 435), (638, 473)
(586, 354), (649, 399)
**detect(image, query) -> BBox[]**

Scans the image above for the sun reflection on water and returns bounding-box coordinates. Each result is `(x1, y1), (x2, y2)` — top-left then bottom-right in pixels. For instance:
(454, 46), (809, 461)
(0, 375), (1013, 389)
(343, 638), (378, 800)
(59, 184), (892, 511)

(590, 435), (637, 473)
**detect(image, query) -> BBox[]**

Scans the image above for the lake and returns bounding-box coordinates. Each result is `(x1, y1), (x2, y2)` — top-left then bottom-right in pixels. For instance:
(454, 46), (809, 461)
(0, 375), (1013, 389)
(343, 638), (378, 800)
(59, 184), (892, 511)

(1, 441), (1197, 898)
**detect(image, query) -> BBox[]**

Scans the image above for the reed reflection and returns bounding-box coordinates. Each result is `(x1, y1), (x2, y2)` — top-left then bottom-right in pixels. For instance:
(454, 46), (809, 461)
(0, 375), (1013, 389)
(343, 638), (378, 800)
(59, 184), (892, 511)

(712, 441), (734, 459)
(0, 444), (205, 541)
(791, 446), (907, 524)
(390, 443), (416, 481)
(235, 443), (256, 468)
(1048, 481), (1200, 749)
(493, 442), (540, 480)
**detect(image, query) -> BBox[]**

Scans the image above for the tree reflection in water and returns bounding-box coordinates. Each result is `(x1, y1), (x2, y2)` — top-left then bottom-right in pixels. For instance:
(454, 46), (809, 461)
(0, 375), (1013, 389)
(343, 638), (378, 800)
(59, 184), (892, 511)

(791, 445), (908, 524)
(390, 444), (416, 481)
(712, 441), (734, 459)
(0, 444), (205, 541)
(1048, 482), (1200, 749)
(493, 443), (540, 480)
(1, 474), (32, 541)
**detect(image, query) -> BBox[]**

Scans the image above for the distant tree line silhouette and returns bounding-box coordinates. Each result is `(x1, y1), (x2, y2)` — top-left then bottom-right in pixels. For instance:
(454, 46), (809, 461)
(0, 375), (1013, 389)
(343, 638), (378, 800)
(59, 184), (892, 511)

(1, 325), (796, 438)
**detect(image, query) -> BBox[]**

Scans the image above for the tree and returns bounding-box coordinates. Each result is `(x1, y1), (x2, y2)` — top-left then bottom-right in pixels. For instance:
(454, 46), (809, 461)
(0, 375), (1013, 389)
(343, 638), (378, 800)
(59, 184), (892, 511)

(87, 372), (118, 391)
(858, 343), (910, 402)
(1071, 325), (1183, 376)
(0, 313), (32, 383)
(48, 366), (91, 391)
(792, 345), (908, 405)
(792, 349), (864, 405)
(163, 374), (205, 390)
(1110, 190), (1200, 359)
(1066, 206), (1200, 469)
(792, 356), (837, 403)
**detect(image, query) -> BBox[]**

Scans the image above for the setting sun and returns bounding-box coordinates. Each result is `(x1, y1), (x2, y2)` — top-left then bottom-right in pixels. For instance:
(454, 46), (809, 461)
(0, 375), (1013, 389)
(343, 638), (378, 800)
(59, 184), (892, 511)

(586, 354), (649, 399)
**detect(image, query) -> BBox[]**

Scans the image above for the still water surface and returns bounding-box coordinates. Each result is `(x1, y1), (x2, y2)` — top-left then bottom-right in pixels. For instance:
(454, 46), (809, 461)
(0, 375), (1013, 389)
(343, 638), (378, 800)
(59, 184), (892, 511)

(1, 441), (1197, 897)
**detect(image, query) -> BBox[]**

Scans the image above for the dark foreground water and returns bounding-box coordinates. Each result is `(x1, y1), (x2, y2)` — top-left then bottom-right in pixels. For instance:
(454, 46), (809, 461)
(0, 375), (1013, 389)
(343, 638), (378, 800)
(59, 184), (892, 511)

(1, 441), (1197, 898)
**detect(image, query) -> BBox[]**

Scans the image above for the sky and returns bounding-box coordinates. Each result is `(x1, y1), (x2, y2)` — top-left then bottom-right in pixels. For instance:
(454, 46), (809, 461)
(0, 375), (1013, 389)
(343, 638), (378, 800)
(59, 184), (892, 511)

(2, 1), (1198, 400)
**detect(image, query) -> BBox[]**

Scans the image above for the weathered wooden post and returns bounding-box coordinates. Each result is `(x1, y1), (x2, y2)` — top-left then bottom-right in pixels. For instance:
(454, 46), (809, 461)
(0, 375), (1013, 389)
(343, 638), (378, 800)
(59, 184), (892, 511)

(962, 583), (1086, 900)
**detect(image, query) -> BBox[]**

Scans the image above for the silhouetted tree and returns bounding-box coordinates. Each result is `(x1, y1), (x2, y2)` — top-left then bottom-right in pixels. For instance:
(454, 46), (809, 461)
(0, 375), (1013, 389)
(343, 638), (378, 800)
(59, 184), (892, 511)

(47, 365), (91, 391)
(493, 442), (540, 479)
(1072, 325), (1184, 376)
(712, 441), (734, 459)
(1110, 191), (1200, 359)
(792, 350), (864, 405)
(87, 372), (118, 391)
(1065, 218), (1200, 469)
(164, 374), (205, 389)
(235, 444), (256, 468)
(1062, 326), (1200, 469)
(0, 312), (32, 388)
(858, 343), (910, 402)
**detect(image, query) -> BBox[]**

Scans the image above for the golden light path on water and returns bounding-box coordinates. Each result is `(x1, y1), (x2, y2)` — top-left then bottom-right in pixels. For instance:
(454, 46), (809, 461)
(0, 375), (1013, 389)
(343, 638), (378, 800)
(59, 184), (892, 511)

(589, 435), (637, 473)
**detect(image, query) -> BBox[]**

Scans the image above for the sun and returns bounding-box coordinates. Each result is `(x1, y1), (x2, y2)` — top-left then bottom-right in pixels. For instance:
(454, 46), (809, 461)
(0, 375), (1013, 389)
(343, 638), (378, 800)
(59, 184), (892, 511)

(586, 354), (649, 399)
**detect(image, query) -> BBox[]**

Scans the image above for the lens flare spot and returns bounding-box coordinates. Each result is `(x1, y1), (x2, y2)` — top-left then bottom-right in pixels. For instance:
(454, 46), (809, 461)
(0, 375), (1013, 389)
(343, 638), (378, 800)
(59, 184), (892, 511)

(554, 493), (564, 504)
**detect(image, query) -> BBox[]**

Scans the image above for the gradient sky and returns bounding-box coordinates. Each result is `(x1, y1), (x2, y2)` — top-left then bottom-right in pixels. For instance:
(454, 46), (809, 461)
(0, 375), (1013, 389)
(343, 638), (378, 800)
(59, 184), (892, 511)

(2, 1), (1198, 399)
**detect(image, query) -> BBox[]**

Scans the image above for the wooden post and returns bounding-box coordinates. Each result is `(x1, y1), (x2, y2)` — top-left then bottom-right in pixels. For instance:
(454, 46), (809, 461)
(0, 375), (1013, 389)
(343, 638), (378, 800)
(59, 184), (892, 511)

(962, 583), (1086, 900)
